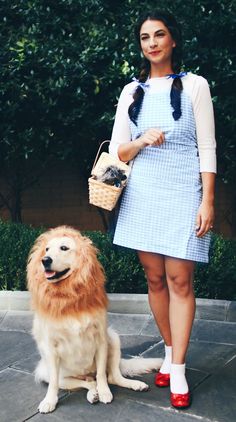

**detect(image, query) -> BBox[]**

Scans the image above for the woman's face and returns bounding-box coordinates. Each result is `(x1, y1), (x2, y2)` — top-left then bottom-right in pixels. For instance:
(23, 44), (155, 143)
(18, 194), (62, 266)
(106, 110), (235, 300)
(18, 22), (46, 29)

(140, 19), (176, 69)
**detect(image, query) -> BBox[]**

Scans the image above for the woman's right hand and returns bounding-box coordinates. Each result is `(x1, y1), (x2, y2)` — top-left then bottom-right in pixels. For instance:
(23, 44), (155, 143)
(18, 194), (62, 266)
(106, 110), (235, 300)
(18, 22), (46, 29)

(137, 128), (165, 148)
(117, 128), (165, 162)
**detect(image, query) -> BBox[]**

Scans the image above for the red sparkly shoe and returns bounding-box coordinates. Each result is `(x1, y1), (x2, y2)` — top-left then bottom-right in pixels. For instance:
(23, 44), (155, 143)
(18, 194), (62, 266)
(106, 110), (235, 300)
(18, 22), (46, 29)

(170, 392), (191, 409)
(155, 371), (170, 387)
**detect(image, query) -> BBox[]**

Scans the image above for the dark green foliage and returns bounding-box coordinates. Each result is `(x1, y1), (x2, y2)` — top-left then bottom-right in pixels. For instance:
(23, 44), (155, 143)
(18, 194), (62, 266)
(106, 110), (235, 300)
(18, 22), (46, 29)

(0, 0), (235, 221)
(0, 220), (235, 299)
(0, 220), (44, 290)
(194, 233), (236, 300)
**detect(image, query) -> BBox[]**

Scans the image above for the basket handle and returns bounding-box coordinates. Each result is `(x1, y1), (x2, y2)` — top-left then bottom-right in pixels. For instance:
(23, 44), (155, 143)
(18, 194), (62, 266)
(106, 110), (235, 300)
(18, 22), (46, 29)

(92, 140), (110, 171)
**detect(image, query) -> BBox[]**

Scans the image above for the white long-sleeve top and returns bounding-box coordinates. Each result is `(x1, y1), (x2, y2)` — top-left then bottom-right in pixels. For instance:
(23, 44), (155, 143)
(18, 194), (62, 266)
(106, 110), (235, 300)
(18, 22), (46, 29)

(109, 72), (217, 173)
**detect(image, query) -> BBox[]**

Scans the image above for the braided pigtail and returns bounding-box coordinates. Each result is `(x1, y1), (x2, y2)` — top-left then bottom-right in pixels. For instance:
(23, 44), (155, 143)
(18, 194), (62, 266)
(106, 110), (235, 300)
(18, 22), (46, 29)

(128, 58), (150, 125)
(170, 77), (183, 120)
(169, 32), (183, 121)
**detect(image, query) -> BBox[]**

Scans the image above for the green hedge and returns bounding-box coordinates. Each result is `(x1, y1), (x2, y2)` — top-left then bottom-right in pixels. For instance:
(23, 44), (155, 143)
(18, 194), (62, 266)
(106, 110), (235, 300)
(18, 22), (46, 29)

(0, 220), (44, 290)
(0, 220), (235, 300)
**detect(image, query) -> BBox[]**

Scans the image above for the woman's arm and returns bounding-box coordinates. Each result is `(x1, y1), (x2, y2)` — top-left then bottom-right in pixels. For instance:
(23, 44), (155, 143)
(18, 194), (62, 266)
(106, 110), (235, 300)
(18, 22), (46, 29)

(109, 83), (164, 162)
(118, 129), (165, 161)
(192, 76), (217, 173)
(196, 172), (215, 237)
(109, 85), (133, 159)
(191, 75), (217, 237)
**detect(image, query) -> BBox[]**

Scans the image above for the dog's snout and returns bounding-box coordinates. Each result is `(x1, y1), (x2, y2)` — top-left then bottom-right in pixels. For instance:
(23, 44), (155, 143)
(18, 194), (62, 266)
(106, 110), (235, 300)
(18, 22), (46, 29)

(42, 256), (53, 268)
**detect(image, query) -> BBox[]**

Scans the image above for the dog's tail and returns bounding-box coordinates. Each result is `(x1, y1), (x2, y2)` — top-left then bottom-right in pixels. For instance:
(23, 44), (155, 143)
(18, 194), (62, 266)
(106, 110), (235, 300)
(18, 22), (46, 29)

(120, 357), (163, 377)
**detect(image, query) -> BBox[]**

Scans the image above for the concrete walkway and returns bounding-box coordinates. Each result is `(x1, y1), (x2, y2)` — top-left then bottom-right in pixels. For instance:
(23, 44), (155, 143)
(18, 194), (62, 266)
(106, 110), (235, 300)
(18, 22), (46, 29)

(0, 294), (236, 422)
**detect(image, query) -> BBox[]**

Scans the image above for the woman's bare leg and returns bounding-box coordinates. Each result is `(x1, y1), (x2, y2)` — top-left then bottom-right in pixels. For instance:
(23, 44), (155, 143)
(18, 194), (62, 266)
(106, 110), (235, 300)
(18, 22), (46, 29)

(165, 257), (195, 364)
(138, 251), (171, 346)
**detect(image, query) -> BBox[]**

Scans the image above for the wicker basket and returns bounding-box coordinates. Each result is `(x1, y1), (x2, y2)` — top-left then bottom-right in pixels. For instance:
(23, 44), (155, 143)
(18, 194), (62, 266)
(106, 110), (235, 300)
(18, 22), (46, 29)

(88, 141), (131, 211)
(88, 177), (124, 211)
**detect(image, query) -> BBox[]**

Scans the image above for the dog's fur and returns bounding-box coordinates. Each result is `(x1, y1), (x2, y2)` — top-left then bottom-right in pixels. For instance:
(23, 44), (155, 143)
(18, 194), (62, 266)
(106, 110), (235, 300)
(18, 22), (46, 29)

(96, 165), (127, 187)
(27, 226), (162, 413)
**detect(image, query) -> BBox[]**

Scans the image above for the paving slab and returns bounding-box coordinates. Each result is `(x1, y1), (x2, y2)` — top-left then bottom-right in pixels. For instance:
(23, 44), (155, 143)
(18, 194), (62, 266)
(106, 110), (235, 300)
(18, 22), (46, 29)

(142, 338), (236, 374)
(116, 400), (210, 422)
(191, 319), (236, 345)
(139, 316), (162, 337)
(120, 334), (162, 357)
(0, 368), (47, 422)
(187, 341), (236, 373)
(0, 368), (68, 422)
(108, 313), (150, 335)
(0, 310), (6, 323)
(190, 356), (236, 422)
(108, 293), (151, 314)
(0, 331), (35, 370)
(11, 350), (40, 374)
(195, 298), (229, 321)
(0, 290), (30, 311)
(0, 310), (33, 333)
(227, 301), (236, 322)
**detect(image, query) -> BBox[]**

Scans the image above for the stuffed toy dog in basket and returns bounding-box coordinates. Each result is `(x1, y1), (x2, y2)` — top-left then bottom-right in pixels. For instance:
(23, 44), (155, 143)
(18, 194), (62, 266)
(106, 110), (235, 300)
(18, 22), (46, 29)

(88, 141), (131, 211)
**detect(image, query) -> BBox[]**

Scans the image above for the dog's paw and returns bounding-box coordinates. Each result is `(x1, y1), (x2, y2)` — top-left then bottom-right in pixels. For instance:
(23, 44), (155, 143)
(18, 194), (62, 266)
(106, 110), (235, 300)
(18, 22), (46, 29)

(87, 387), (99, 404)
(38, 397), (58, 413)
(98, 388), (113, 404)
(130, 380), (149, 391)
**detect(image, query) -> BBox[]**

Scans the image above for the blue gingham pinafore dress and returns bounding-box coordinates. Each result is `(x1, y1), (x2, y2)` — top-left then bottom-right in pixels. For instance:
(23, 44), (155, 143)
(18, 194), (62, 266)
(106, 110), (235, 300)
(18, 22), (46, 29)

(113, 78), (210, 262)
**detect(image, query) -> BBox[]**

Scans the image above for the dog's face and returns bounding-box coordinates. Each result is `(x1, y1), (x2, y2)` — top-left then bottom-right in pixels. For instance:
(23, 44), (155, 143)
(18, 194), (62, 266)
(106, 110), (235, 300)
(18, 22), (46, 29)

(41, 236), (77, 282)
(99, 165), (127, 187)
(27, 226), (108, 318)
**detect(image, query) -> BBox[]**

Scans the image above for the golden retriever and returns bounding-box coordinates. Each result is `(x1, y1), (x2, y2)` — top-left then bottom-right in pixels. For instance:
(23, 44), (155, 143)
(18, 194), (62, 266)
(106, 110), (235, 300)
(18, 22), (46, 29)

(27, 226), (162, 413)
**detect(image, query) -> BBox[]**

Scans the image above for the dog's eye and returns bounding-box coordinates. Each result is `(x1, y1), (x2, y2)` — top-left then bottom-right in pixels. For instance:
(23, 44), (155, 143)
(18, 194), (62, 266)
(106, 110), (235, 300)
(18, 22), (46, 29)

(45, 247), (49, 252)
(60, 246), (69, 251)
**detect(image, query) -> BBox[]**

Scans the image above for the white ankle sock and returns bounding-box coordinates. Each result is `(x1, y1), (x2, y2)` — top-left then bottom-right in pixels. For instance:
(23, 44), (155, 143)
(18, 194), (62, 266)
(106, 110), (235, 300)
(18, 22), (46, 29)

(170, 363), (189, 394)
(160, 345), (172, 374)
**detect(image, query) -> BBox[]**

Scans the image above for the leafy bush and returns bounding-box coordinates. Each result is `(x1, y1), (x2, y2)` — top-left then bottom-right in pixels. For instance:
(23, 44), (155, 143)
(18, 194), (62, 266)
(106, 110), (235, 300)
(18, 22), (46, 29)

(0, 220), (44, 290)
(194, 233), (236, 300)
(0, 220), (235, 300)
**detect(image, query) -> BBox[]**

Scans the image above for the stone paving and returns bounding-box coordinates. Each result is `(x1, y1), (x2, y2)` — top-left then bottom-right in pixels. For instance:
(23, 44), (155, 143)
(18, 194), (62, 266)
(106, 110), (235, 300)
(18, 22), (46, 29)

(0, 309), (236, 422)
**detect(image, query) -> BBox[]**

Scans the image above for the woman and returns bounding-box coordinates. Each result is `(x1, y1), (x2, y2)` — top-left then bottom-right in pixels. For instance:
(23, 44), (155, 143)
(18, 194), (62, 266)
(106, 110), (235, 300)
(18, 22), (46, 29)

(109, 10), (216, 408)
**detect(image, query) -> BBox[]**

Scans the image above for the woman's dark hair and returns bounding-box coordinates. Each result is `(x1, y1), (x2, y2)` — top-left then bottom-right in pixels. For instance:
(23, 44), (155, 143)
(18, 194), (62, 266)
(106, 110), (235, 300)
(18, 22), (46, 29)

(128, 10), (183, 125)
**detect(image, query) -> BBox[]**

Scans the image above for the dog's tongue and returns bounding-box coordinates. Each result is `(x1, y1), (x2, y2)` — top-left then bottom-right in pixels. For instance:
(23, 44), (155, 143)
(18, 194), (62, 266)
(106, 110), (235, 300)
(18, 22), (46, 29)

(45, 270), (56, 278)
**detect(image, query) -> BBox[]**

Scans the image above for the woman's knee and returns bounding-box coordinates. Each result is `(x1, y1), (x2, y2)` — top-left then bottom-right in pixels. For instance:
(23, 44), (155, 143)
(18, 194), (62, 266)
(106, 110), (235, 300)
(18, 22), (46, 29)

(138, 252), (166, 293)
(146, 270), (166, 292)
(167, 273), (193, 298)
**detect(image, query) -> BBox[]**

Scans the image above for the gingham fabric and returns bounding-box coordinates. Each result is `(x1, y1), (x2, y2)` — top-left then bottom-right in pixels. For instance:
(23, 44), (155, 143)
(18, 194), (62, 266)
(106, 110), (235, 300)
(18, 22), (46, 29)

(113, 83), (211, 262)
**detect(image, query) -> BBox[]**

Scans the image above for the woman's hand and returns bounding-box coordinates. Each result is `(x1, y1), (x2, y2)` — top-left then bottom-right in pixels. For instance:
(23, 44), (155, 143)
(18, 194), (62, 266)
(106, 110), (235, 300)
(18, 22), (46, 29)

(137, 128), (165, 148)
(195, 201), (215, 238)
(117, 128), (165, 162)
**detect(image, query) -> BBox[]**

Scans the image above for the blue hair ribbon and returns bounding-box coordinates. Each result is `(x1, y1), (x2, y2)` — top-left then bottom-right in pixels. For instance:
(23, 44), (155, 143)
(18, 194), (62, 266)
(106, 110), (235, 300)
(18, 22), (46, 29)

(166, 71), (188, 79)
(132, 77), (150, 89)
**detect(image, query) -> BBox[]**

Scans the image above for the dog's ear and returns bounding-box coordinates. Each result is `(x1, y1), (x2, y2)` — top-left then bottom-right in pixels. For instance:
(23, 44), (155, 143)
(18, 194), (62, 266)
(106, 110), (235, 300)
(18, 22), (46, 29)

(27, 231), (49, 291)
(28, 232), (47, 262)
